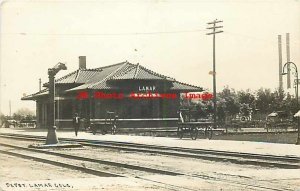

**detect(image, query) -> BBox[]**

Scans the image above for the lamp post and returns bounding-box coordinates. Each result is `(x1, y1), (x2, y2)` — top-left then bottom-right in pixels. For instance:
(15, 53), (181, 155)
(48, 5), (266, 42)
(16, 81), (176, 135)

(282, 61), (300, 145)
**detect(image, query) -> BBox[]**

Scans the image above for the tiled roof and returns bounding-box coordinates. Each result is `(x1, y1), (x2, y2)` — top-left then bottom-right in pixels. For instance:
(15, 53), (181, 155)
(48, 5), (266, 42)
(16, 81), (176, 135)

(110, 64), (172, 80)
(55, 70), (78, 84)
(170, 81), (203, 91)
(21, 89), (49, 100)
(75, 69), (101, 83)
(44, 68), (103, 86)
(66, 62), (128, 91)
(22, 61), (203, 100)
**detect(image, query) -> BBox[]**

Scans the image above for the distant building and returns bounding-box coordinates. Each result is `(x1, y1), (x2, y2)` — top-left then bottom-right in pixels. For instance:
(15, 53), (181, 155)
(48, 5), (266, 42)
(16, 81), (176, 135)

(22, 57), (203, 128)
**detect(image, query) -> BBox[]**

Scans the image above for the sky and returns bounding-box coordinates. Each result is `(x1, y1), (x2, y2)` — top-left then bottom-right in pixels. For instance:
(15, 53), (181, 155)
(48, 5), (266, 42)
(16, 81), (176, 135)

(0, 0), (300, 115)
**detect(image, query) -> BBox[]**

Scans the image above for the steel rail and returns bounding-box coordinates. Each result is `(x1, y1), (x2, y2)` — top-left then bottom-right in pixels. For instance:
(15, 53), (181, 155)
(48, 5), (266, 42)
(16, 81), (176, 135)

(1, 133), (300, 168)
(0, 145), (202, 191)
(0, 149), (121, 177)
(0, 142), (181, 176)
(0, 141), (291, 191)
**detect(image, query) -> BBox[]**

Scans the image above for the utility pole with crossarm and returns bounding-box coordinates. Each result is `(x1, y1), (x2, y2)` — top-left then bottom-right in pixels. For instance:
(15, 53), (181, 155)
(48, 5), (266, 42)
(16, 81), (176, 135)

(206, 19), (223, 128)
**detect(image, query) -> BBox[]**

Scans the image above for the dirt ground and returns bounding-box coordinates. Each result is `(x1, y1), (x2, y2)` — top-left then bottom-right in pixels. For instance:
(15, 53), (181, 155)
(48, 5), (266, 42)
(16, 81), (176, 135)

(0, 154), (171, 191)
(1, 129), (300, 190)
(1, 144), (300, 190)
(0, 153), (253, 191)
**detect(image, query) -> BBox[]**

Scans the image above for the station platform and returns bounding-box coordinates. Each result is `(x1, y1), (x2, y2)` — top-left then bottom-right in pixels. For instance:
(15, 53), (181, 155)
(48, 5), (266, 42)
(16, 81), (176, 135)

(1, 127), (300, 158)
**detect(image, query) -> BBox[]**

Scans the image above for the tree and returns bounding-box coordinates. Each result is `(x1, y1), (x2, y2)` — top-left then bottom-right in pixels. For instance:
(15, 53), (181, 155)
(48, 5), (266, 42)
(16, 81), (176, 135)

(0, 113), (6, 127)
(13, 108), (35, 121)
(237, 89), (255, 106)
(217, 99), (226, 122)
(272, 88), (286, 111)
(180, 93), (192, 107)
(254, 88), (275, 113)
(281, 92), (298, 114)
(254, 88), (297, 114)
(180, 87), (298, 122)
(195, 97), (214, 118)
(240, 103), (251, 117)
(218, 86), (240, 117)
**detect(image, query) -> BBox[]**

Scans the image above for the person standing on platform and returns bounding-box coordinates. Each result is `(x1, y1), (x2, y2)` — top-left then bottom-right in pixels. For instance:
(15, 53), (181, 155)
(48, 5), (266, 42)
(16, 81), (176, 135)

(73, 113), (80, 136)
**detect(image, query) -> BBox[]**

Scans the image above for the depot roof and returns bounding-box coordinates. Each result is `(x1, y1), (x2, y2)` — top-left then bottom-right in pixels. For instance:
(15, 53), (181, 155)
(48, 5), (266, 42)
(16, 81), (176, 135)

(22, 61), (203, 100)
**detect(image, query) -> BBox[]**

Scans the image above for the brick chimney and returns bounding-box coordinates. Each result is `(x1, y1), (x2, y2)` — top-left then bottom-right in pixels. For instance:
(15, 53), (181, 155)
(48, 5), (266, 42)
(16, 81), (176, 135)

(79, 56), (86, 69)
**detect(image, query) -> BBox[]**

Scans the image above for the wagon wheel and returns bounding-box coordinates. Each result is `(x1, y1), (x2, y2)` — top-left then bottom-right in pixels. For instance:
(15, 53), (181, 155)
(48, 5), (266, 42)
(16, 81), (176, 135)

(101, 129), (107, 135)
(177, 127), (184, 139)
(190, 127), (198, 140)
(205, 126), (213, 140)
(92, 126), (97, 135)
(111, 125), (117, 135)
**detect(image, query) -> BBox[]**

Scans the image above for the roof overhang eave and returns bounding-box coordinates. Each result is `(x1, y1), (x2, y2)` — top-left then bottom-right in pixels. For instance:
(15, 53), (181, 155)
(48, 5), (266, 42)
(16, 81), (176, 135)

(21, 93), (49, 100)
(65, 87), (88, 92)
(172, 88), (204, 92)
(21, 97), (38, 101)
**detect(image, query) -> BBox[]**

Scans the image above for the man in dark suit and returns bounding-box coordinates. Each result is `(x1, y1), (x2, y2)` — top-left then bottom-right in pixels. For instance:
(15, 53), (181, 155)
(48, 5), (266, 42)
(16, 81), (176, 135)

(73, 113), (80, 136)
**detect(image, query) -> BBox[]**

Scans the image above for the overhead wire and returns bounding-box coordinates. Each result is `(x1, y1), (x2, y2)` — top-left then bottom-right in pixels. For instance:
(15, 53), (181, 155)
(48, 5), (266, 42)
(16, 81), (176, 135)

(1, 29), (206, 36)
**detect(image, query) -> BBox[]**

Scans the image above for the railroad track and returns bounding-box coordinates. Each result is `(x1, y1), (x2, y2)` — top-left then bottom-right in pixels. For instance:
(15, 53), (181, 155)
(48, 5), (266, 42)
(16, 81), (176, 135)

(0, 143), (194, 191)
(1, 132), (300, 169)
(0, 139), (292, 191)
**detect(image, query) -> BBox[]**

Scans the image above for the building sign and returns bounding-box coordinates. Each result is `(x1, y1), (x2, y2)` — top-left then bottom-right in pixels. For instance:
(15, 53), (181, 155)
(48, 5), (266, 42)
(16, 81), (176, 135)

(138, 85), (156, 91)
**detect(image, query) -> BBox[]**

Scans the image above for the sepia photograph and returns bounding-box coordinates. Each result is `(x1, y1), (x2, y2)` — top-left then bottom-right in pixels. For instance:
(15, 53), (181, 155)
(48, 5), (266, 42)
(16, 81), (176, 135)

(0, 0), (300, 190)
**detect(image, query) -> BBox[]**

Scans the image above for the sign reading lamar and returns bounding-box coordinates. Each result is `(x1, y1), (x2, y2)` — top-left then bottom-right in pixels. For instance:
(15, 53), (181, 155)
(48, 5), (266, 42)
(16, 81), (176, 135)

(138, 85), (156, 91)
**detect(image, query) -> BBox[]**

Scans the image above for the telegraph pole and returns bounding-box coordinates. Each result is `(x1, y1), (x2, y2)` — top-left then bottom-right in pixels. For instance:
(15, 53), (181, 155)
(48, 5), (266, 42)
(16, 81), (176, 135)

(206, 19), (223, 128)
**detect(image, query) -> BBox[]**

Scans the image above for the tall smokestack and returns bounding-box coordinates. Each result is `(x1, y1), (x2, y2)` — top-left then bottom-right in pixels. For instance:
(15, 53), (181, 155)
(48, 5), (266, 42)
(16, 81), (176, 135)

(9, 100), (11, 117)
(278, 35), (283, 91)
(39, 78), (41, 91)
(79, 56), (86, 69)
(286, 33), (291, 89)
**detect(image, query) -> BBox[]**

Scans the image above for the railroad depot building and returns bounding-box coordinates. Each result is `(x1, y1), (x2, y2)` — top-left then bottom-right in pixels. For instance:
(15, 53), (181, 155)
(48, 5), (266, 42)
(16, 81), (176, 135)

(22, 57), (203, 128)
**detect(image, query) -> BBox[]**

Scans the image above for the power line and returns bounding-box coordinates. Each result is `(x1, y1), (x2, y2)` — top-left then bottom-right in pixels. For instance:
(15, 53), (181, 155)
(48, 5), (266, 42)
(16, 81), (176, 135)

(1, 29), (206, 36)
(3, 29), (300, 46)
